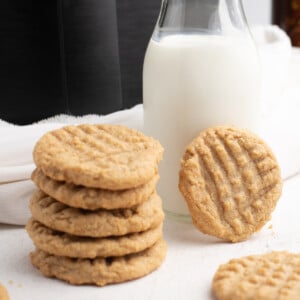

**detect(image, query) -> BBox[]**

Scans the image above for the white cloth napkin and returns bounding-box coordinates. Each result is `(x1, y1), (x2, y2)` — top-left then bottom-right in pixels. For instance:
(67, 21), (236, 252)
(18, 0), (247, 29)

(0, 105), (143, 225)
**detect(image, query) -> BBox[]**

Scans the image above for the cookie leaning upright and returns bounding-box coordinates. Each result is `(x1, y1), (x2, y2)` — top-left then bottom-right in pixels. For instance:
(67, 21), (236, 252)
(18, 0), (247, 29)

(179, 125), (283, 242)
(33, 124), (163, 190)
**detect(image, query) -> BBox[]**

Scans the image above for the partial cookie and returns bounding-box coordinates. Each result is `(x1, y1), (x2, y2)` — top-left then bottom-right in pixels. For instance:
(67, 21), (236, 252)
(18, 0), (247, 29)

(179, 126), (282, 242)
(212, 251), (300, 300)
(26, 218), (163, 258)
(30, 238), (167, 286)
(30, 190), (164, 237)
(0, 284), (9, 300)
(32, 168), (159, 210)
(33, 124), (163, 190)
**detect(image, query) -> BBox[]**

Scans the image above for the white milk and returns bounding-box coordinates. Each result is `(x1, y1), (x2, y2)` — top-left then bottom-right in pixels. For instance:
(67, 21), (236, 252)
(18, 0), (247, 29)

(143, 34), (260, 217)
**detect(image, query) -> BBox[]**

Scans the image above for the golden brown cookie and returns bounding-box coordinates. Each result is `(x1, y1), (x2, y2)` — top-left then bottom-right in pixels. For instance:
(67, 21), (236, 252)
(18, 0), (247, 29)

(179, 126), (282, 242)
(212, 251), (300, 300)
(31, 168), (159, 210)
(30, 239), (167, 286)
(30, 190), (164, 237)
(26, 218), (163, 258)
(33, 124), (163, 190)
(0, 284), (9, 300)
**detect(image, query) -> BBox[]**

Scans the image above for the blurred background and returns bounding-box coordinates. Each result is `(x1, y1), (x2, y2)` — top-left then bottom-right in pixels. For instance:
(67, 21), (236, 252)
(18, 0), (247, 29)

(0, 0), (297, 124)
(243, 0), (272, 25)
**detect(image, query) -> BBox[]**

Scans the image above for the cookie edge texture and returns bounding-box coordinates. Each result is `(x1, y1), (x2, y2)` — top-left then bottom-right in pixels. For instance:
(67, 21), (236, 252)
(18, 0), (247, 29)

(30, 239), (167, 286)
(32, 168), (159, 210)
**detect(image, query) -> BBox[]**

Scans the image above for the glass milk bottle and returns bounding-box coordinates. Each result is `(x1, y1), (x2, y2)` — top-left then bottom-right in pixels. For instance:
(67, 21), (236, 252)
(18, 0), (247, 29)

(143, 0), (260, 220)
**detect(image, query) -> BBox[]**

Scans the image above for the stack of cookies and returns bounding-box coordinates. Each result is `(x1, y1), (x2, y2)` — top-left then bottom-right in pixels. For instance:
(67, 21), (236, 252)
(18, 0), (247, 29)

(26, 124), (167, 286)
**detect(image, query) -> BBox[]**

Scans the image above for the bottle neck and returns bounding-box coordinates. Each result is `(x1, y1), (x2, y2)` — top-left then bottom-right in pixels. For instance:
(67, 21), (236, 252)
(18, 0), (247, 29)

(156, 0), (247, 35)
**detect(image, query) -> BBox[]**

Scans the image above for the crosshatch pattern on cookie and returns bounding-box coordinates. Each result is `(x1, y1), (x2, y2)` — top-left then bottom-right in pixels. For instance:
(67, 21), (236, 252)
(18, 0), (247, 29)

(179, 126), (283, 242)
(212, 251), (300, 300)
(33, 124), (163, 190)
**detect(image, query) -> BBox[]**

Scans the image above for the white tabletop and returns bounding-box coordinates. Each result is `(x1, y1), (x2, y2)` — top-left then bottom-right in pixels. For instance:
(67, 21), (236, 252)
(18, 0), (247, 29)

(1, 174), (300, 300)
(1, 48), (300, 300)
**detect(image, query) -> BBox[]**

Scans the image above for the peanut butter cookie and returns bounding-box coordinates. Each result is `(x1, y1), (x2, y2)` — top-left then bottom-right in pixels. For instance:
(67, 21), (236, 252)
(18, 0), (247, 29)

(30, 190), (164, 237)
(33, 124), (163, 190)
(32, 168), (159, 210)
(179, 126), (282, 242)
(30, 239), (167, 286)
(26, 218), (163, 258)
(212, 251), (300, 300)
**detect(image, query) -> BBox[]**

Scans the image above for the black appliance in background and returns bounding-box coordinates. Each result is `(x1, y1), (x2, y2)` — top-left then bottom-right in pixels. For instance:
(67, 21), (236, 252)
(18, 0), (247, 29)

(0, 0), (161, 125)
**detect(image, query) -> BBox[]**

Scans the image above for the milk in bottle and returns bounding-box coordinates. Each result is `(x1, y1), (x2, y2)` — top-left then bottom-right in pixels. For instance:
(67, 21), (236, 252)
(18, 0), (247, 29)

(143, 0), (260, 218)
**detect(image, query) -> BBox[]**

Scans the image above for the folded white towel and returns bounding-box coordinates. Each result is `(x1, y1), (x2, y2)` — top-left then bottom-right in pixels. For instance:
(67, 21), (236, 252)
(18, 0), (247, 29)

(0, 105), (143, 225)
